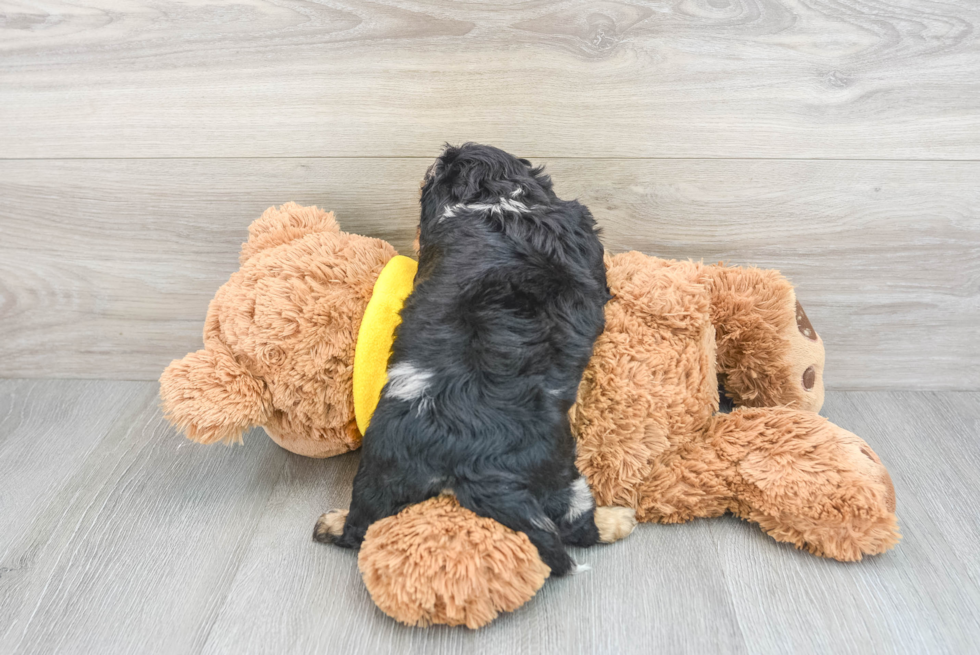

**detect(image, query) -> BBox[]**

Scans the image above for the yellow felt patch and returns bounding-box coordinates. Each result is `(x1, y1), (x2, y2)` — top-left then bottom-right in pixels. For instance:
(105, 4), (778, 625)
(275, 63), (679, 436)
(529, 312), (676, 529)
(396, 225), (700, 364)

(353, 255), (418, 435)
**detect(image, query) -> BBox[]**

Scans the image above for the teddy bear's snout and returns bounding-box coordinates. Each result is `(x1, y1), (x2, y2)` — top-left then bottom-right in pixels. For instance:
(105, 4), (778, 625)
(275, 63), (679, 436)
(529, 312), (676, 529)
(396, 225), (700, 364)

(858, 443), (896, 513)
(796, 301), (818, 341)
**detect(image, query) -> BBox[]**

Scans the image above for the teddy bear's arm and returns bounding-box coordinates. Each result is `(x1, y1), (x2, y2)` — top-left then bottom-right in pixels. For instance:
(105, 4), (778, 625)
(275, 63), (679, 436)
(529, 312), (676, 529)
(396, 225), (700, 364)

(159, 343), (271, 445)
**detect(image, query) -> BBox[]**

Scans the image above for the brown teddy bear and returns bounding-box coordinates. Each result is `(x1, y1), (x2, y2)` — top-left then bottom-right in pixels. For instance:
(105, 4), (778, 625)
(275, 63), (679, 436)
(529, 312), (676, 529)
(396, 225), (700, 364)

(160, 203), (899, 629)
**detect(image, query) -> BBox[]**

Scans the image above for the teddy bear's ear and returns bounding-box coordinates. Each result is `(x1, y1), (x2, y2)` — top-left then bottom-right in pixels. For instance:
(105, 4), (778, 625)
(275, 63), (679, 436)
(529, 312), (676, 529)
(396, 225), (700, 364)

(240, 202), (340, 264)
(159, 345), (271, 445)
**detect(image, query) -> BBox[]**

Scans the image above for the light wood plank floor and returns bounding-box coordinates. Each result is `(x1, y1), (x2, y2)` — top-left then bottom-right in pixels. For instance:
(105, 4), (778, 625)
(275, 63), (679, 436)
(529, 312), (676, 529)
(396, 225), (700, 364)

(1, 381), (977, 654)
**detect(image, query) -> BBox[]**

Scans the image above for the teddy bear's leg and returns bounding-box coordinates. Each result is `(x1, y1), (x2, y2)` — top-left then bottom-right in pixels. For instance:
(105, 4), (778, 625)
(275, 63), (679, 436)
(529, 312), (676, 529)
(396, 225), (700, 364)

(576, 253), (734, 525)
(706, 265), (825, 413)
(707, 407), (899, 561)
(631, 441), (735, 524)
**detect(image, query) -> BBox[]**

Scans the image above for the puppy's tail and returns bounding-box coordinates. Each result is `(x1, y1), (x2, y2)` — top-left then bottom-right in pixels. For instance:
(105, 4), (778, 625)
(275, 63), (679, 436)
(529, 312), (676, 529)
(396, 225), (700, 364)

(454, 481), (576, 577)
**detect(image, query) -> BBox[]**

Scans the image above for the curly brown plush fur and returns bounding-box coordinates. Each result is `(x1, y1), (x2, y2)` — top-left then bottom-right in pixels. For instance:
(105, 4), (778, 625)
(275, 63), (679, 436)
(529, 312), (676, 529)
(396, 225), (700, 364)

(356, 252), (896, 629)
(707, 265), (825, 412)
(161, 206), (898, 630)
(573, 253), (897, 559)
(160, 203), (395, 457)
(357, 496), (550, 629)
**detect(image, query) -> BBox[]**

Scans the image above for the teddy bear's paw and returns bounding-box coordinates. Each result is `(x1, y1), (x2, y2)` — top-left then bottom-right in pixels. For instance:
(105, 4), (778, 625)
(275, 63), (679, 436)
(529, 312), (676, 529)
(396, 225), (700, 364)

(313, 509), (349, 544)
(595, 506), (637, 543)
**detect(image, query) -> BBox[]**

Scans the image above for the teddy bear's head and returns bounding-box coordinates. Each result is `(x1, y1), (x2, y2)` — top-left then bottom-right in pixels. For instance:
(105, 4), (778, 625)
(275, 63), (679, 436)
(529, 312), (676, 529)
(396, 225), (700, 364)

(708, 266), (826, 413)
(160, 203), (396, 457)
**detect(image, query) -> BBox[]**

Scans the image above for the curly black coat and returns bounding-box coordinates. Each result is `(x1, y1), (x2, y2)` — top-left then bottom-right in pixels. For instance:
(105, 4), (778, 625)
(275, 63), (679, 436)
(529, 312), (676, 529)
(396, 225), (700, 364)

(326, 143), (608, 576)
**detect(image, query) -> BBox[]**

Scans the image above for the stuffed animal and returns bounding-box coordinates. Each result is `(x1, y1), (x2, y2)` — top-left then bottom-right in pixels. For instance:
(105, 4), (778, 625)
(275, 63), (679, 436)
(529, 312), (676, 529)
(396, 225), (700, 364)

(160, 203), (899, 629)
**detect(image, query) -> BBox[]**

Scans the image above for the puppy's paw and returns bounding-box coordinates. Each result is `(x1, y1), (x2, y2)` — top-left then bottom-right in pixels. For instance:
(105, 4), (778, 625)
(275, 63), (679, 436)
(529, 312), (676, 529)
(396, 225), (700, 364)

(313, 509), (348, 544)
(595, 506), (637, 544)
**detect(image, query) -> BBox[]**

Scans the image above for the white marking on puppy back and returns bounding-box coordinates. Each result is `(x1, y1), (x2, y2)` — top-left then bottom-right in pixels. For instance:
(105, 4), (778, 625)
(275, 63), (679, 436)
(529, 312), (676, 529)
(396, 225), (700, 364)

(385, 362), (433, 401)
(532, 516), (558, 533)
(565, 477), (595, 522)
(416, 395), (433, 415)
(497, 197), (529, 214)
(439, 203), (463, 222)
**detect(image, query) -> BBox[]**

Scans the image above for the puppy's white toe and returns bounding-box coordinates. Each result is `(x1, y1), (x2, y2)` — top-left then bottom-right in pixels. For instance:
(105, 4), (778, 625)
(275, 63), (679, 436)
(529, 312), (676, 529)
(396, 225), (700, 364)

(595, 506), (637, 543)
(313, 509), (348, 544)
(573, 562), (592, 574)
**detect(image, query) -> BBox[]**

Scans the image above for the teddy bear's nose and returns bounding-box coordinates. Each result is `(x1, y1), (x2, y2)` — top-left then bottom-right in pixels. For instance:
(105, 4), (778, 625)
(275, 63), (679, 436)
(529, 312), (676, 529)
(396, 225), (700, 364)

(802, 365), (816, 391)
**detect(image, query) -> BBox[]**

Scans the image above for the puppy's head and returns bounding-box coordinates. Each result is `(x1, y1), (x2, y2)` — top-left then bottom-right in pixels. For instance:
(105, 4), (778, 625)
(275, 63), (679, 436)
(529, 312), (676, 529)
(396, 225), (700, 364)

(419, 143), (556, 231)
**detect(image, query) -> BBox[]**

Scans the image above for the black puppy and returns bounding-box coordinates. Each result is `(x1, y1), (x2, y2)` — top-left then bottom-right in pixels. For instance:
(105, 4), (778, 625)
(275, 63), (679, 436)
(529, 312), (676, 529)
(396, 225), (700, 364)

(315, 143), (630, 575)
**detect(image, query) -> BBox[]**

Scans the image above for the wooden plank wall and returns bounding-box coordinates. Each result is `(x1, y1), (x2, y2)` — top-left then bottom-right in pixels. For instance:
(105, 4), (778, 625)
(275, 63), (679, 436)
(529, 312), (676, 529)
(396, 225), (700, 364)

(1, 0), (978, 388)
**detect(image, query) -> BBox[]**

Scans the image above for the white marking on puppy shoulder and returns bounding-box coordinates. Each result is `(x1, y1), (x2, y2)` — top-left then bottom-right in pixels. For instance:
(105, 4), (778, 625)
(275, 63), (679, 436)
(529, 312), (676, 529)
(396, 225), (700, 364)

(385, 362), (433, 401)
(467, 202), (499, 216)
(565, 477), (595, 522)
(439, 203), (463, 222)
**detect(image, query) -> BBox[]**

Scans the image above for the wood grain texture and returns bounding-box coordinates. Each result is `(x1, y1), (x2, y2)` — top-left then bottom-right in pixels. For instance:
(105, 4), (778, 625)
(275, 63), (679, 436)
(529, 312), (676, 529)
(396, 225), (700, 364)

(1, 0), (978, 158)
(0, 379), (148, 552)
(1, 158), (976, 388)
(720, 390), (980, 655)
(2, 381), (978, 653)
(201, 453), (748, 655)
(0, 380), (288, 654)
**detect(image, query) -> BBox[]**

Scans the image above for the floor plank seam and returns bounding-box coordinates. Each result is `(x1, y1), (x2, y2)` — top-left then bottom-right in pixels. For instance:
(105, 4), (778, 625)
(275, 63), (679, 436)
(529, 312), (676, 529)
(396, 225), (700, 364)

(196, 451), (291, 655)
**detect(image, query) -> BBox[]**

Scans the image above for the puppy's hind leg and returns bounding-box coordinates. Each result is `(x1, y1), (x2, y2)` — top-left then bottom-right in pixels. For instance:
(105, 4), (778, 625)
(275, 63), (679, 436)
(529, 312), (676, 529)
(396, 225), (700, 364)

(455, 480), (578, 577)
(552, 476), (637, 546)
(594, 506), (637, 544)
(313, 465), (413, 550)
(553, 475), (599, 548)
(313, 509), (349, 544)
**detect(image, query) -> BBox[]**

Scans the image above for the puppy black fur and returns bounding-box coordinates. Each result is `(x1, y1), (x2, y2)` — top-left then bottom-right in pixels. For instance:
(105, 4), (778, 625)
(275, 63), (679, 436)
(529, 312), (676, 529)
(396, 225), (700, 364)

(322, 143), (608, 576)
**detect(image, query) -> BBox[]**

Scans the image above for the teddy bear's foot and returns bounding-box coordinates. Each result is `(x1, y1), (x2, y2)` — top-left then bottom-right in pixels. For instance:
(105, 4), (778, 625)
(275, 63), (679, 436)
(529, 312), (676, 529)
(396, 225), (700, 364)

(595, 506), (637, 543)
(313, 509), (348, 544)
